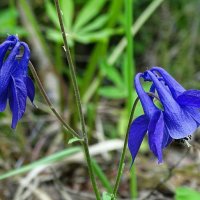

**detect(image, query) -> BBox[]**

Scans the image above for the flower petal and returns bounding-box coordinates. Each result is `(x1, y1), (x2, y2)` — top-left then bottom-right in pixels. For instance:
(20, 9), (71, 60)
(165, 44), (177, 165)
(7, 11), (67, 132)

(20, 42), (30, 74)
(150, 67), (185, 98)
(0, 89), (8, 112)
(176, 90), (200, 107)
(128, 115), (149, 164)
(147, 70), (179, 111)
(128, 115), (149, 162)
(0, 40), (14, 67)
(147, 70), (198, 139)
(162, 126), (173, 148)
(135, 73), (158, 118)
(148, 111), (164, 163)
(164, 109), (197, 139)
(1, 41), (21, 90)
(183, 106), (200, 125)
(9, 76), (27, 129)
(26, 76), (35, 103)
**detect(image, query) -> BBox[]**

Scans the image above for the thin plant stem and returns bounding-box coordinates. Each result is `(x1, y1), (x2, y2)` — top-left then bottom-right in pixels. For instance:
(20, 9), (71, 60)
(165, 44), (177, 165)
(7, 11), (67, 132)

(28, 61), (80, 139)
(125, 0), (134, 112)
(108, 0), (164, 65)
(111, 92), (161, 199)
(53, 1), (101, 199)
(53, 0), (86, 137)
(111, 97), (139, 200)
(124, 0), (137, 197)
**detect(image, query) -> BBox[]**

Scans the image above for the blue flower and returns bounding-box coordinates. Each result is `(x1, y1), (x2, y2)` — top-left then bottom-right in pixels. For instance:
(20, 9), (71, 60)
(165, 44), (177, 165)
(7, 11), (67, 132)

(149, 67), (200, 135)
(128, 67), (200, 163)
(150, 67), (200, 117)
(146, 70), (200, 139)
(128, 73), (167, 164)
(0, 35), (35, 129)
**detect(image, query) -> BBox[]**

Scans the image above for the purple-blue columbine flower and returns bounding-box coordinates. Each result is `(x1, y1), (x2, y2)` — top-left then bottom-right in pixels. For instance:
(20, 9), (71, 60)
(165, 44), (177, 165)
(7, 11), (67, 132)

(150, 67), (200, 119)
(128, 67), (200, 163)
(0, 35), (35, 129)
(146, 70), (200, 139)
(128, 73), (167, 164)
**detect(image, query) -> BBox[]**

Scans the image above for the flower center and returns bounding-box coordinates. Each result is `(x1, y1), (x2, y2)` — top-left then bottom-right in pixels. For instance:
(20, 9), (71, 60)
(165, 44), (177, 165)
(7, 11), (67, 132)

(175, 135), (192, 147)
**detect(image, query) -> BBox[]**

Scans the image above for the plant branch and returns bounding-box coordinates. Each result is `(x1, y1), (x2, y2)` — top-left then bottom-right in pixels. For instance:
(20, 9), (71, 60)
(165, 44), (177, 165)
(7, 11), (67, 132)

(111, 97), (140, 199)
(111, 91), (162, 199)
(29, 61), (80, 139)
(53, 1), (101, 199)
(53, 0), (86, 137)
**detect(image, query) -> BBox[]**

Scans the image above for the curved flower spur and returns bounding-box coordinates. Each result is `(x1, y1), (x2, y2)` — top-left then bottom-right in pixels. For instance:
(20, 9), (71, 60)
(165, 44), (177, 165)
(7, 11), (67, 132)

(128, 73), (170, 164)
(128, 67), (200, 164)
(0, 35), (35, 129)
(150, 67), (200, 123)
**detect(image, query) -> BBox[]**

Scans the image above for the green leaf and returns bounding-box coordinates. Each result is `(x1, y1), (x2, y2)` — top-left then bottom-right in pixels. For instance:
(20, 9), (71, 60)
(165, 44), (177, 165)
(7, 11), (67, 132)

(79, 15), (108, 34)
(61, 0), (74, 31)
(74, 0), (107, 31)
(46, 28), (62, 42)
(100, 61), (123, 88)
(68, 137), (83, 144)
(45, 0), (60, 28)
(0, 8), (26, 36)
(46, 27), (74, 46)
(99, 86), (127, 99)
(0, 147), (81, 180)
(102, 192), (113, 200)
(0, 27), (27, 36)
(175, 187), (200, 200)
(76, 29), (116, 44)
(0, 8), (17, 26)
(91, 159), (113, 193)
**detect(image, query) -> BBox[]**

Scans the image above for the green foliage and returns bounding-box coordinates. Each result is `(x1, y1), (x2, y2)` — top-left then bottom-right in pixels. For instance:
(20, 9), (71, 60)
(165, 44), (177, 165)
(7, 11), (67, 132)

(0, 147), (81, 180)
(73, 0), (106, 31)
(175, 187), (200, 200)
(99, 60), (128, 99)
(91, 159), (113, 193)
(45, 0), (120, 45)
(68, 137), (83, 144)
(0, 8), (26, 36)
(102, 192), (113, 200)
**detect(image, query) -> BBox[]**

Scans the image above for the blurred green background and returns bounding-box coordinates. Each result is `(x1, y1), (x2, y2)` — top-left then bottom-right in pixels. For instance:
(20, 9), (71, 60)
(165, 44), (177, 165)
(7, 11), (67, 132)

(0, 0), (200, 199)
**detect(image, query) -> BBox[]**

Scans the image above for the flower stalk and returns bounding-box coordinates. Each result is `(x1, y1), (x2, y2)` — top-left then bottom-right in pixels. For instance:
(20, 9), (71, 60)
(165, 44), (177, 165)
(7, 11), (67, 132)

(111, 97), (139, 200)
(53, 0), (101, 199)
(111, 91), (160, 199)
(28, 61), (80, 138)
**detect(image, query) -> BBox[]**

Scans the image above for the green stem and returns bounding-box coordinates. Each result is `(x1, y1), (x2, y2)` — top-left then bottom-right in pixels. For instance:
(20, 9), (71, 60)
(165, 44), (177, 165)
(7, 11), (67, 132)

(111, 97), (139, 199)
(108, 0), (164, 66)
(124, 0), (137, 198)
(125, 0), (134, 112)
(29, 61), (80, 139)
(81, 141), (101, 200)
(54, 1), (101, 199)
(54, 0), (86, 137)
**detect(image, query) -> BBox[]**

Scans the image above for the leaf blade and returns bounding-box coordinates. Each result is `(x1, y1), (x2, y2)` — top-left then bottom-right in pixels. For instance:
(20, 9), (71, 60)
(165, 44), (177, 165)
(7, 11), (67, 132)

(61, 0), (74, 31)
(73, 0), (107, 31)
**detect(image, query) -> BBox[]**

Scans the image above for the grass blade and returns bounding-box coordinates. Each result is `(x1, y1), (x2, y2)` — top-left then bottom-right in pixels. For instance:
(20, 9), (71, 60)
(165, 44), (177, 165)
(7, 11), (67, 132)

(108, 0), (165, 65)
(74, 0), (107, 31)
(0, 147), (81, 180)
(91, 159), (113, 193)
